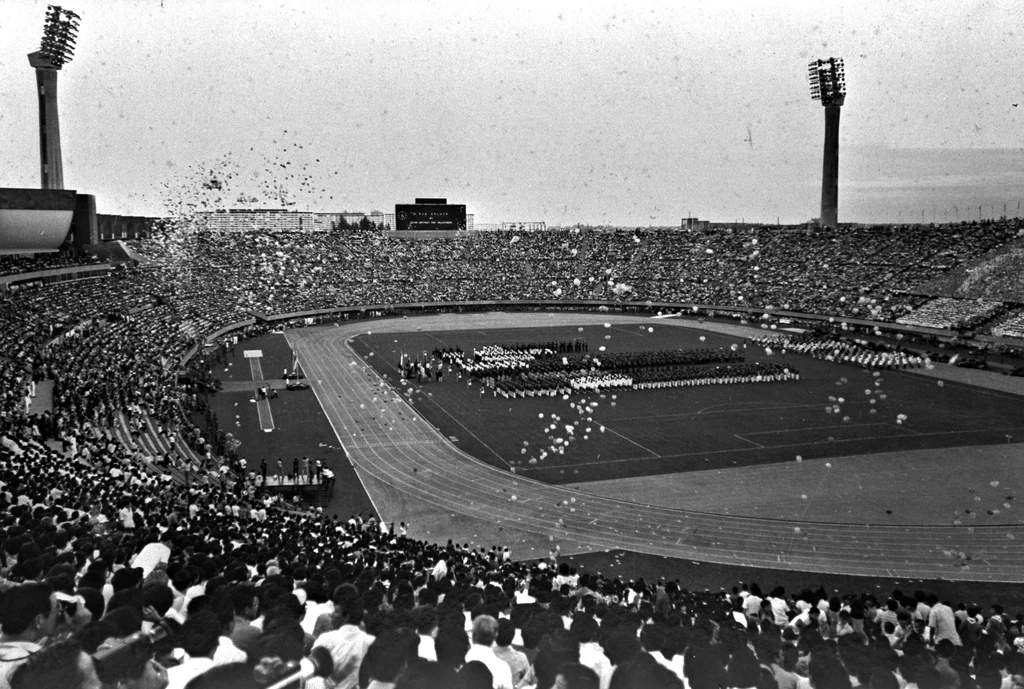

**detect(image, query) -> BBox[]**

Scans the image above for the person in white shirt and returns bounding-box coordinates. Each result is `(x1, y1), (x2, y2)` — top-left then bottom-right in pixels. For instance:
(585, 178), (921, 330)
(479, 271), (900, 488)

(0, 583), (61, 689)
(927, 597), (962, 647)
(414, 606), (438, 661)
(166, 610), (220, 689)
(572, 616), (612, 689)
(769, 587), (791, 627)
(463, 615), (514, 689)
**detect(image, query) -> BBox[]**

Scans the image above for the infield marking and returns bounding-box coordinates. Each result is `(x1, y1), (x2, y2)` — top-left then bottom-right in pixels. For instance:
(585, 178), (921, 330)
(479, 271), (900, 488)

(248, 354), (274, 432)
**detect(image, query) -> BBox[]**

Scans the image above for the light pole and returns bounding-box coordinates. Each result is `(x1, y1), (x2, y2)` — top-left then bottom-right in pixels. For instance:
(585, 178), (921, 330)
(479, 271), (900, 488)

(808, 57), (846, 229)
(28, 5), (80, 190)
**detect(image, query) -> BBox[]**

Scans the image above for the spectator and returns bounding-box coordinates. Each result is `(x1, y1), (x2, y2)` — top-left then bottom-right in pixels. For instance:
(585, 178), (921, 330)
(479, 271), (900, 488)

(0, 582), (59, 689)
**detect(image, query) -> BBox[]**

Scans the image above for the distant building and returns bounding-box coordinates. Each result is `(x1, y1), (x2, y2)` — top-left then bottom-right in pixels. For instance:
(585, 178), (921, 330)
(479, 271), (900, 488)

(319, 211), (387, 231)
(500, 221), (546, 232)
(199, 209), (319, 233)
(467, 214), (474, 232)
(682, 217), (709, 231)
(314, 213), (342, 230)
(384, 213), (395, 231)
(474, 223), (501, 232)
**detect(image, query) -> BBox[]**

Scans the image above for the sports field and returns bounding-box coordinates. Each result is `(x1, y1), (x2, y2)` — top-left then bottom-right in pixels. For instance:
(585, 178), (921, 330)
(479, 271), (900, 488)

(207, 311), (1024, 584)
(350, 321), (1024, 490)
(267, 312), (1024, 582)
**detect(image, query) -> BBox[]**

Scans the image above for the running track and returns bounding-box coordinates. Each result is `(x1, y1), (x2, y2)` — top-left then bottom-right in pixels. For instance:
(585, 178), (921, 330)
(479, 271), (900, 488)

(285, 313), (1024, 582)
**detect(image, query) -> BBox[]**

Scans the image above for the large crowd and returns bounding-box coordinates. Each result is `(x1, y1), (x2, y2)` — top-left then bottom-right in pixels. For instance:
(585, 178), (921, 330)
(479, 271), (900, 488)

(105, 219), (1022, 327)
(2, 425), (1024, 689)
(1, 221), (1024, 688)
(0, 251), (103, 278)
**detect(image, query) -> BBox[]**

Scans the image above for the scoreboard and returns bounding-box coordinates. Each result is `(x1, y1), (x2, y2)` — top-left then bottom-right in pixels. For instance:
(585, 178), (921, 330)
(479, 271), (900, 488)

(395, 202), (466, 232)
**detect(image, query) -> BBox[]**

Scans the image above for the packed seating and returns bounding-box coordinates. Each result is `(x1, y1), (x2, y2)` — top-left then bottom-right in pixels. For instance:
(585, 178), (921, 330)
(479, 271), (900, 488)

(1, 218), (1024, 688)
(0, 250), (102, 277)
(2, 418), (1023, 689)
(989, 308), (1024, 340)
(119, 217), (1023, 322)
(896, 298), (1004, 330)
(916, 241), (1024, 303)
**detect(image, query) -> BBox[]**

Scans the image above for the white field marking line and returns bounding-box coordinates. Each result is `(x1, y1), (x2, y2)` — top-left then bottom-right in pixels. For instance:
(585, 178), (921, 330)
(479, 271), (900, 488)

(248, 356), (275, 431)
(255, 397), (274, 431)
(422, 331), (449, 345)
(594, 423), (660, 458)
(620, 402), (833, 421)
(749, 424), (1024, 441)
(697, 401), (830, 415)
(734, 434), (764, 449)
(248, 357), (262, 381)
(740, 422), (910, 437)
(607, 325), (646, 337)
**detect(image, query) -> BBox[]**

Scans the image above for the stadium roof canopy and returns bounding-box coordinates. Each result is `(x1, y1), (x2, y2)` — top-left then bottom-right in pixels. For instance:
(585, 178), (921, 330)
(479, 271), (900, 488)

(0, 188), (77, 254)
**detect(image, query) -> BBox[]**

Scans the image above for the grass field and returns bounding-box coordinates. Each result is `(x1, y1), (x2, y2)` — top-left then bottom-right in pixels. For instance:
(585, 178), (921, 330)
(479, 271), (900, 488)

(350, 323), (1024, 486)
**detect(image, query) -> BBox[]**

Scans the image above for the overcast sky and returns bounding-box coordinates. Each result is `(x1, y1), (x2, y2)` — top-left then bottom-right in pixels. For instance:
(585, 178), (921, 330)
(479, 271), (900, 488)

(1, 0), (1021, 225)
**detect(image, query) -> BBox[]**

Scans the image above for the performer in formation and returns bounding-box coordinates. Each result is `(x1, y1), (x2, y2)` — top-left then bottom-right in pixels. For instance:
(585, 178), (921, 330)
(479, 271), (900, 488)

(397, 340), (799, 398)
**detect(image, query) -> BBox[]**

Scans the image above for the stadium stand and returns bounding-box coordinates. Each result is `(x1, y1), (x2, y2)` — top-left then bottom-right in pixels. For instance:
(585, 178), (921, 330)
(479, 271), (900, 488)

(896, 297), (1004, 330)
(1, 218), (1024, 688)
(990, 308), (1024, 340)
(0, 251), (102, 277)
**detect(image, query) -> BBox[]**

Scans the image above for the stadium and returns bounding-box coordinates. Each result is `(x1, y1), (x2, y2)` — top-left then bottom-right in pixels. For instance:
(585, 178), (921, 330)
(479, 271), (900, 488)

(2, 4), (1024, 689)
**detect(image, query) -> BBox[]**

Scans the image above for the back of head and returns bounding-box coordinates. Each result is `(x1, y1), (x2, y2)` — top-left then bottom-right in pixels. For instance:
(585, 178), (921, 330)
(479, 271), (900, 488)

(726, 648), (761, 688)
(496, 617), (516, 647)
(456, 660), (493, 689)
(111, 567), (143, 593)
(640, 623), (666, 654)
(184, 662), (254, 689)
(974, 667), (1004, 689)
(434, 624), (470, 669)
(685, 645), (727, 689)
(101, 605), (143, 638)
(534, 634), (582, 689)
(0, 581), (53, 636)
(395, 658), (458, 689)
(10, 638), (90, 689)
(571, 614), (600, 645)
(471, 614), (499, 646)
(603, 628), (641, 667)
(868, 667), (900, 689)
(364, 628), (420, 683)
(808, 649), (852, 689)
(143, 583), (175, 617)
(180, 609), (222, 659)
(555, 662), (599, 689)
(332, 583), (364, 625)
(610, 654), (683, 689)
(414, 605), (438, 636)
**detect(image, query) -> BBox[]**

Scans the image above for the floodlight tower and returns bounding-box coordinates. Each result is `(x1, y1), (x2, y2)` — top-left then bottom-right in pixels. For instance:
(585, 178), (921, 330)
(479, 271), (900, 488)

(28, 5), (80, 190)
(808, 57), (846, 229)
